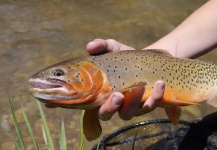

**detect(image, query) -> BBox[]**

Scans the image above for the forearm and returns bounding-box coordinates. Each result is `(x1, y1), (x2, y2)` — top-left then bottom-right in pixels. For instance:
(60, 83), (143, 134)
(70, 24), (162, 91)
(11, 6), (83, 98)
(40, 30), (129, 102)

(144, 0), (217, 58)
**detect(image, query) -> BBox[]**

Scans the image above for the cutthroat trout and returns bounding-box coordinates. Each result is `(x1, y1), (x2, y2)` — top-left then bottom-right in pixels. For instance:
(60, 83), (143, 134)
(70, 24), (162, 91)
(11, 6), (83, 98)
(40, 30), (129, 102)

(29, 50), (217, 141)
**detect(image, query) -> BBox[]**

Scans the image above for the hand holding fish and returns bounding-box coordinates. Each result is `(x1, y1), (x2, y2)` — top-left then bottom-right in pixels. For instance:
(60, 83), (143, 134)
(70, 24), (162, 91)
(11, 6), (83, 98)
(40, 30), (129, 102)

(86, 39), (165, 120)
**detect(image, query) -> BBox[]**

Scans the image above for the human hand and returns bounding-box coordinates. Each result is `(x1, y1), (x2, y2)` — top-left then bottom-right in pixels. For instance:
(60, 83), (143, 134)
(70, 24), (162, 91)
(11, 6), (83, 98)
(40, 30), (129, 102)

(86, 39), (165, 121)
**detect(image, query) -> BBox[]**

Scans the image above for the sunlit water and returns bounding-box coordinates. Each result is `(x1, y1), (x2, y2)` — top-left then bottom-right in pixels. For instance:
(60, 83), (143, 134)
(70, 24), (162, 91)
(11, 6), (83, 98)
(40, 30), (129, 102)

(0, 0), (216, 149)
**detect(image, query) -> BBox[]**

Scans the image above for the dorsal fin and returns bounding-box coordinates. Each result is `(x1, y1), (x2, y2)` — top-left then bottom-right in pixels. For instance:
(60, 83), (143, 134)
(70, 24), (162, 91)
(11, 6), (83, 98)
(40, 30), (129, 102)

(146, 49), (172, 56)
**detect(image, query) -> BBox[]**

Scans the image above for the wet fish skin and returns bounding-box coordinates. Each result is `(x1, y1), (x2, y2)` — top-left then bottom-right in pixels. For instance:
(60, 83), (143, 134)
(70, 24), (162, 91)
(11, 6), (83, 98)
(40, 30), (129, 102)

(29, 50), (217, 141)
(90, 50), (217, 104)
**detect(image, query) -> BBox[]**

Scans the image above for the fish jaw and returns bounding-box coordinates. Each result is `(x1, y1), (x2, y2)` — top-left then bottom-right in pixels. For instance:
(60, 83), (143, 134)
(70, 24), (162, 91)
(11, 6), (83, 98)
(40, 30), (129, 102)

(29, 78), (78, 101)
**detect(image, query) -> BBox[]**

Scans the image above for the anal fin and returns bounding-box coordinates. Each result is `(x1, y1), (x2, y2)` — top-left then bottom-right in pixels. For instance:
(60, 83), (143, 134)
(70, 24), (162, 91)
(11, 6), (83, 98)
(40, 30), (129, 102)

(165, 106), (182, 125)
(83, 109), (102, 141)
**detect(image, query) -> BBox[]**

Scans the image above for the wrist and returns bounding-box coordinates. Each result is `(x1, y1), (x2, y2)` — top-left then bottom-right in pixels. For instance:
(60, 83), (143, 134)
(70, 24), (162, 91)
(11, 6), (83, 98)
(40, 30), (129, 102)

(143, 36), (178, 57)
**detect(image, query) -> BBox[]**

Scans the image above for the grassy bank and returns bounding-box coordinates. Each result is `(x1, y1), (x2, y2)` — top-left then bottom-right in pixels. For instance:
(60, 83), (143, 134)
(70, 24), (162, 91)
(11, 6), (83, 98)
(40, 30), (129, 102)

(8, 95), (85, 150)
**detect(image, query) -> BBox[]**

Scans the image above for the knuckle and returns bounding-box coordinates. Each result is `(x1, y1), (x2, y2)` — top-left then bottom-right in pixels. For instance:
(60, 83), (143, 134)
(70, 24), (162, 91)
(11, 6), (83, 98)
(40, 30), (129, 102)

(106, 39), (117, 43)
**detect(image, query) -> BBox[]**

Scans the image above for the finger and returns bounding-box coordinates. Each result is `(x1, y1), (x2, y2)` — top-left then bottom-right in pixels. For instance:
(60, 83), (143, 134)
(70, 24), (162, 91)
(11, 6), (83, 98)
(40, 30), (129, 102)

(86, 39), (107, 55)
(98, 92), (124, 121)
(142, 80), (165, 113)
(118, 86), (145, 120)
(105, 39), (135, 52)
(86, 39), (134, 55)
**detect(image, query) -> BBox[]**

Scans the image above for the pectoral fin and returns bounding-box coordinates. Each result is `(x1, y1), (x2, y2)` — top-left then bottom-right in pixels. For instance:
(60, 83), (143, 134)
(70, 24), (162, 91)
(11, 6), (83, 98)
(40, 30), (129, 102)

(83, 109), (102, 141)
(103, 81), (146, 98)
(165, 106), (182, 125)
(118, 82), (145, 120)
(119, 81), (147, 93)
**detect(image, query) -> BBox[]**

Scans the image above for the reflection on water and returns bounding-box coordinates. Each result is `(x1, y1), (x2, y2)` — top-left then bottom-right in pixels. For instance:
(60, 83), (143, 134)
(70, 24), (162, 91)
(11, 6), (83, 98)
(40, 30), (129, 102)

(0, 0), (216, 149)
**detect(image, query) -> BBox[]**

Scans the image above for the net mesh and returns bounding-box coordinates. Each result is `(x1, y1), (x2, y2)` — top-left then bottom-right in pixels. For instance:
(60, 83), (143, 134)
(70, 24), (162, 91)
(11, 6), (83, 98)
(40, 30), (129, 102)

(92, 112), (217, 150)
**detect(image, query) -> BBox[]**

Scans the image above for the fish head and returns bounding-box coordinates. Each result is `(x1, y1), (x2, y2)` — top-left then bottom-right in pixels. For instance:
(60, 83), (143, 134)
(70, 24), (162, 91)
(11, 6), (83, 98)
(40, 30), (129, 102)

(29, 59), (110, 109)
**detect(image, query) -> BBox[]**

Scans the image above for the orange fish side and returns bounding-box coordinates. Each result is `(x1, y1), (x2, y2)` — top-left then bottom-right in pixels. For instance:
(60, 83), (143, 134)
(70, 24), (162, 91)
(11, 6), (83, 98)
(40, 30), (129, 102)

(141, 85), (207, 107)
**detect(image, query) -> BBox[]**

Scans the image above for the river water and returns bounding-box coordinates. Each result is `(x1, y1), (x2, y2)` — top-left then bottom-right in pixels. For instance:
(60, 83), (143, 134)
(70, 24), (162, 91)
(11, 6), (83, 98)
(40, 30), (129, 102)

(0, 0), (216, 149)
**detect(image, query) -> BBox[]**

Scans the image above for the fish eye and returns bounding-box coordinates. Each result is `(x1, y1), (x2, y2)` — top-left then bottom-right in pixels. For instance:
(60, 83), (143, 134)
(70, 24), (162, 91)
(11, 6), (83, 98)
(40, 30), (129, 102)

(53, 69), (65, 76)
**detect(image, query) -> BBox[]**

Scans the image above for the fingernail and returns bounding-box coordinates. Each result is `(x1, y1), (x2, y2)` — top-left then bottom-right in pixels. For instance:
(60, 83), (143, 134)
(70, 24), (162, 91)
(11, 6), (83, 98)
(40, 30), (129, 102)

(112, 95), (123, 106)
(99, 113), (112, 121)
(87, 41), (93, 46)
(157, 83), (165, 91)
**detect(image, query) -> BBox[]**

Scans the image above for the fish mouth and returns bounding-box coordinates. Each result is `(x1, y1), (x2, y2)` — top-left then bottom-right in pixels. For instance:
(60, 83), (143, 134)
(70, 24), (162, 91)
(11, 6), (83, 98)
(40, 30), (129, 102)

(29, 78), (77, 101)
(29, 79), (63, 89)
